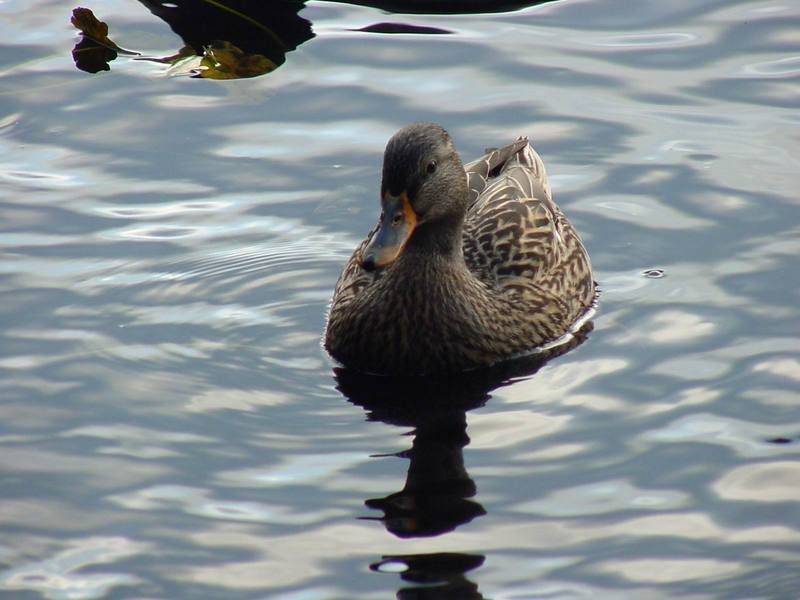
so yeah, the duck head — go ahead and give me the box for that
[361,123,468,271]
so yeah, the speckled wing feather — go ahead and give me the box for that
[463,140,592,308]
[463,138,530,208]
[329,232,376,311]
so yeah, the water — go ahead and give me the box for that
[1,0,799,598]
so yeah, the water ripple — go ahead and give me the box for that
[0,537,147,600]
[588,32,699,48]
[743,55,800,77]
[2,0,799,598]
[514,479,689,516]
[641,413,800,458]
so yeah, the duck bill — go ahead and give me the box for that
[361,192,417,270]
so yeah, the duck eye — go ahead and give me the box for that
[391,212,403,226]
[426,160,437,175]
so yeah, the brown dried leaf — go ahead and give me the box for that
[71,7,139,55]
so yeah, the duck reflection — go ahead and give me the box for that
[336,325,591,537]
[71,0,558,78]
[372,552,485,600]
[361,390,485,537]
[333,324,591,593]
[336,366,493,536]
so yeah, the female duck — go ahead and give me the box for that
[325,123,595,375]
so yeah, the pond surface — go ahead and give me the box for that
[2,0,800,598]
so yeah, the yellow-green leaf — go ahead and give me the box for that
[198,41,276,79]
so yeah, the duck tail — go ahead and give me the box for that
[509,138,552,201]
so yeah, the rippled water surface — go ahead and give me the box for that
[2,0,799,598]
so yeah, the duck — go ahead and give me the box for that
[324,122,595,375]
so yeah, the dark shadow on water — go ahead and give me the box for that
[334,0,553,13]
[333,322,592,596]
[71,0,558,78]
[138,0,313,73]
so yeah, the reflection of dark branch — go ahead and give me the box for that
[71,0,558,78]
[329,0,553,14]
[138,0,313,68]
[354,23,452,34]
[371,552,485,600]
[71,0,314,76]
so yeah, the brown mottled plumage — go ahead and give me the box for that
[324,123,595,375]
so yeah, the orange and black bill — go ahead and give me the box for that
[361,192,417,271]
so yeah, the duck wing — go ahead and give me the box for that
[463,140,579,295]
[463,138,530,208]
[329,233,375,313]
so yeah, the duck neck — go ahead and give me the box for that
[403,214,466,267]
